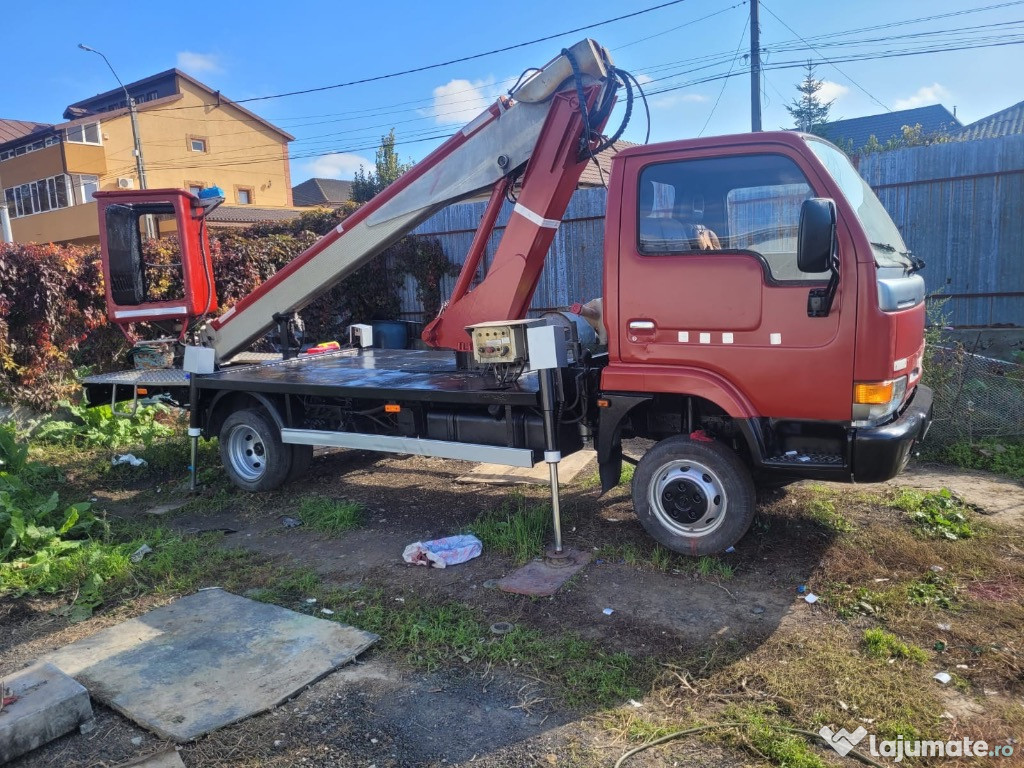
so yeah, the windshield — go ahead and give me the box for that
[804,137,913,271]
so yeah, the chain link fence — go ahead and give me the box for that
[925,346,1024,445]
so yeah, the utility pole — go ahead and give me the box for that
[750,0,762,132]
[78,44,154,238]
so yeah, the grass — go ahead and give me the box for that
[296,495,364,534]
[467,492,551,563]
[890,488,976,539]
[257,577,657,709]
[719,707,828,768]
[596,542,735,578]
[862,628,928,663]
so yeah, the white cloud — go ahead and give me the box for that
[817,80,849,104]
[634,73,654,86]
[176,51,221,74]
[893,83,952,110]
[306,152,374,180]
[649,92,708,110]
[430,77,498,125]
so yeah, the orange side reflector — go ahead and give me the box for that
[136,388,148,396]
[597,398,610,408]
[384,404,401,413]
[853,381,895,404]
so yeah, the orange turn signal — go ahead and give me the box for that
[853,381,895,405]
[136,388,148,396]
[597,398,610,408]
[384,404,401,413]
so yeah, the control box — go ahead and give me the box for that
[467,319,543,364]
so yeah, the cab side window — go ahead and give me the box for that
[637,153,827,281]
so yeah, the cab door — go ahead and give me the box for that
[613,147,856,421]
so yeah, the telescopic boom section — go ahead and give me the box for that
[202,39,615,361]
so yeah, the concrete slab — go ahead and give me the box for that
[44,589,377,742]
[113,748,187,768]
[456,450,595,486]
[0,661,94,764]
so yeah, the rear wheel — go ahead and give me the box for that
[632,435,755,556]
[219,409,292,492]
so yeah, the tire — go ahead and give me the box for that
[287,444,314,482]
[219,408,293,492]
[631,435,756,556]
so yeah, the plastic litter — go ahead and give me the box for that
[490,622,515,635]
[304,598,317,604]
[112,454,147,467]
[930,565,945,572]
[320,608,334,615]
[724,546,735,553]
[797,584,807,594]
[603,607,614,616]
[937,622,951,631]
[402,534,483,568]
[130,544,153,563]
[280,516,303,528]
[934,671,952,684]
[804,593,819,604]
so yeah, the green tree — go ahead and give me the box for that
[350,128,414,203]
[786,63,834,135]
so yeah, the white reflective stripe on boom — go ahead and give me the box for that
[114,306,187,319]
[513,203,561,229]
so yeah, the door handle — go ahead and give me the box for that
[628,320,656,343]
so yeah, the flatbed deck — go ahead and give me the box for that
[193,348,542,406]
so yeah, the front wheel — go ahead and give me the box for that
[631,435,756,556]
[219,409,293,492]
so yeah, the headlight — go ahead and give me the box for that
[852,376,908,425]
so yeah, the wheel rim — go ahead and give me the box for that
[226,423,268,482]
[648,459,727,538]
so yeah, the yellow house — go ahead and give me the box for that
[0,69,301,244]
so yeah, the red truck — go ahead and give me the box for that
[82,39,932,556]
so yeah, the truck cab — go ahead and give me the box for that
[594,131,932,553]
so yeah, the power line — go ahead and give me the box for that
[147,0,693,113]
[759,0,891,112]
[699,15,749,136]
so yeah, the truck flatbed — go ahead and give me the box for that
[193,348,542,406]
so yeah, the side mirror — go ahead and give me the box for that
[797,198,836,274]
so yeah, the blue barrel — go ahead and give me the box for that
[372,321,409,349]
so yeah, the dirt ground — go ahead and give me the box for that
[3,449,1023,768]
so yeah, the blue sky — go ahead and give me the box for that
[4,1,1022,186]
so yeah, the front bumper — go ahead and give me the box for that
[851,384,933,483]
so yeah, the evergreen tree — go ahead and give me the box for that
[786,63,834,135]
[349,128,414,203]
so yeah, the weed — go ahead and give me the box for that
[862,628,928,663]
[906,572,957,609]
[934,439,1024,480]
[296,495,364,535]
[891,488,975,539]
[34,401,175,449]
[467,493,551,563]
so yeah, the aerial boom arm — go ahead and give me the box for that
[204,39,616,361]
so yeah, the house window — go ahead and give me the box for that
[188,136,208,153]
[69,174,99,205]
[66,122,102,145]
[236,187,252,205]
[186,181,206,196]
[146,90,159,101]
[3,174,74,218]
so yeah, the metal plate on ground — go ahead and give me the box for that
[43,589,377,742]
[456,450,595,486]
[497,549,592,596]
